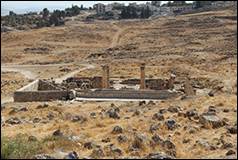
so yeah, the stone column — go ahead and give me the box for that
[140,63,146,89]
[168,73,176,90]
[184,77,195,96]
[102,65,109,88]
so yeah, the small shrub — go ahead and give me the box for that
[1,134,43,159]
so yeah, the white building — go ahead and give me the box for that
[211,1,237,7]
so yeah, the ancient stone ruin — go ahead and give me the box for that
[13,63,195,102]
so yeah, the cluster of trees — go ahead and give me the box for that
[38,5,81,27]
[2,5,82,29]
[120,5,152,19]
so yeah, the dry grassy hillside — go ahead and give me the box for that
[1,7,237,159]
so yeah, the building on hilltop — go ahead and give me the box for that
[105,2,125,12]
[211,1,237,7]
[93,3,106,15]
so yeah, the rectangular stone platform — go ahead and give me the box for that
[76,89,180,100]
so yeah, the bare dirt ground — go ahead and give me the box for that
[1,8,237,159]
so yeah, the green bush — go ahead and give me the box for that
[1,134,43,159]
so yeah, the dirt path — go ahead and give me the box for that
[1,66,38,79]
[110,23,124,48]
[1,63,72,79]
[55,64,95,83]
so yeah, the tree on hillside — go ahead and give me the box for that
[49,10,65,26]
[65,5,80,17]
[167,1,172,7]
[42,8,49,19]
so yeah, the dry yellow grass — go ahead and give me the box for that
[1,7,237,159]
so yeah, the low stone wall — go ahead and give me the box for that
[14,90,70,102]
[14,79,70,102]
[38,79,62,90]
[76,89,180,99]
[18,79,39,91]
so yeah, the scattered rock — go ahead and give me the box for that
[145,152,174,159]
[52,129,63,137]
[90,112,97,118]
[84,142,96,150]
[112,126,123,134]
[227,125,237,134]
[152,113,164,121]
[148,101,156,105]
[108,145,123,157]
[182,138,190,144]
[32,117,41,123]
[102,137,111,143]
[165,119,176,130]
[106,107,120,119]
[71,115,87,123]
[177,111,186,117]
[1,104,5,110]
[37,103,49,109]
[151,134,163,145]
[9,106,28,114]
[226,150,236,156]
[184,125,200,134]
[47,112,54,120]
[159,109,167,114]
[208,106,217,113]
[149,123,160,133]
[139,101,146,106]
[34,154,56,159]
[68,135,81,142]
[130,133,147,150]
[221,142,233,149]
[1,116,5,126]
[196,139,212,150]
[199,113,224,128]
[64,151,79,159]
[117,135,128,143]
[18,106,28,112]
[90,148,105,158]
[132,110,141,116]
[186,109,198,118]
[60,68,71,72]
[110,103,117,108]
[163,139,176,150]
[222,117,229,124]
[28,135,38,142]
[223,109,230,113]
[5,117,22,125]
[168,106,180,113]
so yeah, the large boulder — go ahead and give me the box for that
[165,119,176,130]
[152,113,164,121]
[199,114,224,128]
[5,117,22,125]
[112,126,123,134]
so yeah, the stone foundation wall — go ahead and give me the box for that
[76,89,179,99]
[120,78,169,90]
[38,80,61,90]
[14,90,70,102]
